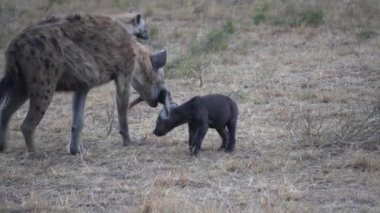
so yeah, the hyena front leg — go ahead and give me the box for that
[188,124,197,153]
[115,77,132,146]
[0,89,28,151]
[69,89,89,155]
[190,124,208,156]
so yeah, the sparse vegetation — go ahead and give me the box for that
[113,0,140,9]
[255,2,324,27]
[288,108,327,147]
[301,8,324,26]
[0,0,379,212]
[190,21,235,55]
[149,24,159,40]
[357,29,378,41]
[253,2,269,25]
[329,106,380,149]
[289,106,379,149]
[166,20,235,80]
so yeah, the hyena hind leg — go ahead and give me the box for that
[216,128,228,151]
[20,93,53,153]
[226,121,237,152]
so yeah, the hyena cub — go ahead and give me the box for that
[153,94,238,156]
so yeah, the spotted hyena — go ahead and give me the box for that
[0,14,170,155]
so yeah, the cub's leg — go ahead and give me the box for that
[188,124,197,153]
[190,123,208,156]
[226,121,236,152]
[216,127,228,151]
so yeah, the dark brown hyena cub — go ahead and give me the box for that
[153,94,238,156]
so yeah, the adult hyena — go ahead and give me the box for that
[0,14,169,155]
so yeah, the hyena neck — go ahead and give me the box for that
[118,21,134,36]
[171,101,193,127]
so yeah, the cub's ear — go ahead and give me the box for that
[159,106,170,119]
[150,48,167,70]
[158,88,177,109]
[164,90,173,108]
[165,106,171,117]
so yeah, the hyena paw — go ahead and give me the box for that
[190,146,199,156]
[0,143,6,152]
[225,147,235,153]
[218,145,226,151]
[68,143,83,155]
[0,135,8,152]
[123,138,140,146]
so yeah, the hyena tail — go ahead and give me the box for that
[0,51,19,106]
[0,73,15,106]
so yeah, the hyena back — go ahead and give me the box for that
[0,14,168,155]
[38,11,149,40]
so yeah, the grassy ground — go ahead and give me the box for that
[0,0,379,212]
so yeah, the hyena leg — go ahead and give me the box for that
[20,93,53,153]
[216,128,228,151]
[69,89,89,155]
[0,90,27,151]
[226,121,237,152]
[190,124,208,156]
[188,124,197,152]
[115,79,132,146]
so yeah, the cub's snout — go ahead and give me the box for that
[153,128,165,136]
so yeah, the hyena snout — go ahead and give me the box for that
[153,105,172,136]
[153,122,169,136]
[143,85,167,108]
[133,47,169,108]
[136,29,149,40]
[153,128,163,136]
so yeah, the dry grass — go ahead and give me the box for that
[1,0,380,212]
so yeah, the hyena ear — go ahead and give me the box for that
[150,48,168,70]
[134,14,142,25]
